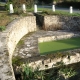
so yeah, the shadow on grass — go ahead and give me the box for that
[0,6,6,11]
[56,37,80,47]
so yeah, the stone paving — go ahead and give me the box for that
[13,30,80,59]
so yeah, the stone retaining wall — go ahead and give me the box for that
[0,16,36,80]
[28,52,80,71]
[36,14,80,31]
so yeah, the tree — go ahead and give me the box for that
[26,0,34,8]
[38,0,53,4]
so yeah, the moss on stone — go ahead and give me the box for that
[12,56,23,66]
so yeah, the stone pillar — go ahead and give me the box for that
[34,4,37,13]
[22,4,26,13]
[52,5,55,12]
[70,6,73,14]
[9,4,14,13]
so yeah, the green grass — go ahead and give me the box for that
[39,37,80,55]
[27,7,50,12]
[39,10,80,17]
[27,7,80,17]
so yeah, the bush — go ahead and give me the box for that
[26,0,34,8]
[5,2,11,11]
[0,26,6,31]
[38,0,53,4]
[57,1,80,9]
[5,0,34,14]
[59,67,77,78]
[22,64,37,80]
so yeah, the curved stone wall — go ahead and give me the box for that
[7,16,36,60]
[0,16,36,80]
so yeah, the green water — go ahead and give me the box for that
[39,37,80,54]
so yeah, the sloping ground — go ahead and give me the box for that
[39,37,80,54]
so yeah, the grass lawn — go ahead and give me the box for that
[39,37,80,55]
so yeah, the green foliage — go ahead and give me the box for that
[17,39,24,47]
[12,0,26,7]
[33,70,45,80]
[26,0,34,8]
[23,64,34,80]
[0,26,6,31]
[5,2,12,11]
[22,64,45,80]
[7,0,34,14]
[54,61,64,67]
[26,8,34,12]
[13,62,79,80]
[57,1,80,9]
[12,56,23,66]
[38,0,53,4]
[59,67,77,78]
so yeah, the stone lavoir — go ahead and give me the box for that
[0,14,80,80]
[13,30,80,71]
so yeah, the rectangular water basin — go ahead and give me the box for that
[38,37,80,54]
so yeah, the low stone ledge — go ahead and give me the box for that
[38,33,80,43]
[28,52,80,71]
